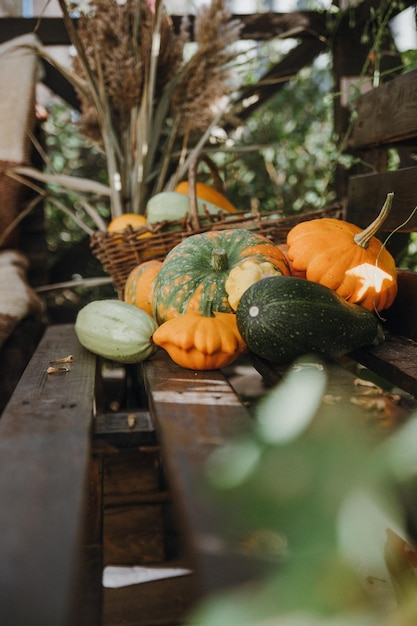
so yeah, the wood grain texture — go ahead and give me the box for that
[0,12,327,45]
[102,448,165,565]
[346,167,417,231]
[0,325,98,626]
[103,504,165,566]
[350,70,417,149]
[143,350,266,595]
[352,333,417,398]
[103,568,196,626]
[383,270,417,341]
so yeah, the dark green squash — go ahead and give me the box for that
[236,276,384,364]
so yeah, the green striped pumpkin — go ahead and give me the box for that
[152,229,290,324]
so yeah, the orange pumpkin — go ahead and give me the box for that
[124,260,163,316]
[108,213,146,232]
[107,213,152,241]
[276,243,306,279]
[152,300,247,370]
[174,181,238,213]
[286,193,397,312]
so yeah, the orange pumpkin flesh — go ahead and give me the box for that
[286,193,397,312]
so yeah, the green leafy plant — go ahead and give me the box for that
[189,359,417,625]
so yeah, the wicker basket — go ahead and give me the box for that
[90,202,343,293]
[91,153,344,292]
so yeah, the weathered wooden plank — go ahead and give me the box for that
[103,569,196,626]
[0,316,45,413]
[142,350,267,595]
[346,167,417,231]
[250,352,415,431]
[102,449,161,504]
[383,270,417,341]
[350,70,417,149]
[0,324,99,626]
[0,17,70,45]
[94,410,156,448]
[142,346,417,612]
[103,504,165,566]
[0,11,327,45]
[352,333,417,399]
[80,453,104,626]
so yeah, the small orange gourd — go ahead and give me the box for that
[124,260,163,316]
[152,299,247,370]
[108,213,149,234]
[286,193,397,312]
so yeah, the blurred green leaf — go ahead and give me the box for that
[190,356,416,625]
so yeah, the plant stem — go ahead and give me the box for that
[353,192,394,249]
[200,298,214,318]
[211,248,229,272]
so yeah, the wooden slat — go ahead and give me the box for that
[352,333,417,398]
[383,270,417,341]
[0,11,327,46]
[144,347,417,603]
[350,70,417,149]
[251,352,416,430]
[3,2,414,47]
[142,350,267,597]
[346,167,417,231]
[103,572,196,626]
[94,410,156,448]
[0,17,70,45]
[0,324,99,626]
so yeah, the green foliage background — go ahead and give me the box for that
[223,58,338,215]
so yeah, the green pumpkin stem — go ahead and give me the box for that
[353,192,394,249]
[201,298,215,318]
[211,247,229,272]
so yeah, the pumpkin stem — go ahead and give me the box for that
[353,192,394,249]
[211,247,229,272]
[201,298,215,318]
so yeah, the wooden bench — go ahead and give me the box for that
[0,325,98,626]
[1,324,417,625]
[1,48,417,626]
[0,323,256,625]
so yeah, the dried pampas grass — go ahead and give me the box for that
[31,0,245,222]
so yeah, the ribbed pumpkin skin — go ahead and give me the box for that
[75,299,158,363]
[152,309,247,370]
[286,218,397,311]
[124,260,163,316]
[152,229,290,324]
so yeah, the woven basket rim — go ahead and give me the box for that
[90,202,344,292]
